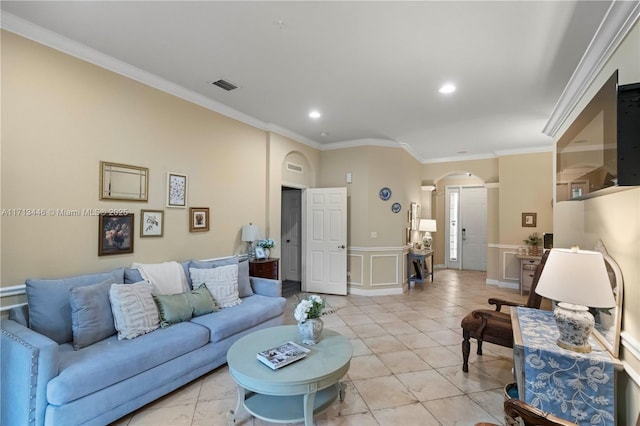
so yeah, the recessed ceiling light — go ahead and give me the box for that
[320,132,329,137]
[309,111,321,119]
[439,84,456,94]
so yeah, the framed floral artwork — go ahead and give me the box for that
[189,207,209,232]
[99,213,134,256]
[140,209,164,237]
[167,172,187,208]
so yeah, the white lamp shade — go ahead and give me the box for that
[419,219,437,232]
[535,248,615,308]
[241,224,261,242]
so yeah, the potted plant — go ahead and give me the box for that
[524,232,542,256]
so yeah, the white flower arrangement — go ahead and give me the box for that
[294,294,326,323]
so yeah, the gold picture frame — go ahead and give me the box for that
[140,210,164,238]
[100,161,148,201]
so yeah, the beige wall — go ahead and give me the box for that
[422,153,552,285]
[0,31,318,293]
[319,146,422,293]
[551,21,640,425]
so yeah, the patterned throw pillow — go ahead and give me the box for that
[189,265,241,308]
[109,281,160,340]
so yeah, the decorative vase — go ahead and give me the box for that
[531,245,540,256]
[264,248,270,258]
[298,318,323,345]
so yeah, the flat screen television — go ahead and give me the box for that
[556,70,640,201]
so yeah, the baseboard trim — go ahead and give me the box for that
[486,279,519,290]
[348,287,403,296]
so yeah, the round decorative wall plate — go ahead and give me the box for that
[391,202,401,213]
[379,187,392,201]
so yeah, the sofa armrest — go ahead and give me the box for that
[249,277,282,297]
[1,319,59,426]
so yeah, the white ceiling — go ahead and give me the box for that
[1,1,614,163]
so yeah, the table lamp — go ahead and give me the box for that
[241,223,261,258]
[419,219,437,249]
[534,247,615,353]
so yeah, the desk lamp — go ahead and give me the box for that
[534,247,615,353]
[419,219,437,250]
[241,223,261,259]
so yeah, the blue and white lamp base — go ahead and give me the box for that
[553,302,594,353]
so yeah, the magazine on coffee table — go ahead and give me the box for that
[257,341,311,370]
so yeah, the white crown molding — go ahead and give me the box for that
[321,138,400,151]
[543,0,640,137]
[0,12,327,151]
[494,145,553,157]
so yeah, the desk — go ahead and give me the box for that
[407,249,434,290]
[511,307,622,425]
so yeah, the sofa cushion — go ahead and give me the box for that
[182,256,239,288]
[110,281,160,340]
[47,321,209,405]
[26,269,125,344]
[190,265,241,308]
[238,258,254,298]
[153,286,216,327]
[69,278,116,350]
[190,294,286,343]
[124,268,143,284]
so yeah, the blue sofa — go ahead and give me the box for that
[1,257,287,426]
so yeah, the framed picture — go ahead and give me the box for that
[99,213,134,256]
[167,172,187,208]
[189,207,209,232]
[522,212,537,227]
[140,209,164,237]
[255,246,267,260]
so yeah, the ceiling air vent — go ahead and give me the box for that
[211,79,238,91]
[286,162,304,174]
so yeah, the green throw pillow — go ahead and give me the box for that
[153,286,216,327]
[187,285,217,316]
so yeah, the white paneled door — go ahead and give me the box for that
[303,187,347,295]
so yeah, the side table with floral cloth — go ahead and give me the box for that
[511,307,623,425]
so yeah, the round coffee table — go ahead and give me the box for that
[227,325,352,426]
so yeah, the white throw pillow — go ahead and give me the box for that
[109,281,160,340]
[189,265,241,308]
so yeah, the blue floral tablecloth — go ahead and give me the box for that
[517,307,614,425]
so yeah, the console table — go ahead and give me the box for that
[511,307,623,425]
[407,249,434,290]
[516,254,541,295]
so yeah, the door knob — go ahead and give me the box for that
[338,245,346,249]
[286,239,291,243]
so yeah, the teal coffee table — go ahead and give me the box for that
[227,325,352,426]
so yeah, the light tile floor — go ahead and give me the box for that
[112,269,528,426]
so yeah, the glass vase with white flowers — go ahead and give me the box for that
[294,294,326,345]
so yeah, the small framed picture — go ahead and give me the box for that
[522,212,537,227]
[140,210,164,237]
[99,213,134,256]
[255,246,267,260]
[189,207,209,232]
[167,172,187,208]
